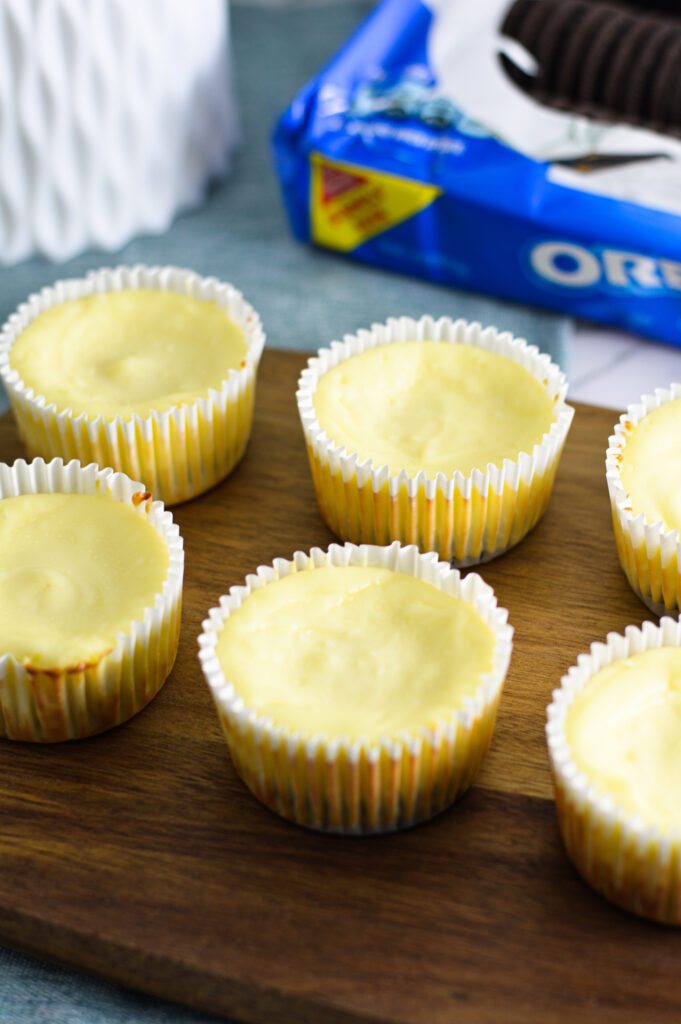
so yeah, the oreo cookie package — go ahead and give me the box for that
[273,0,681,346]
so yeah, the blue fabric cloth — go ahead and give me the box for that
[0,948,224,1024]
[0,3,572,1023]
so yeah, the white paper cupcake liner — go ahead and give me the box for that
[198,541,513,834]
[0,457,184,743]
[607,385,681,615]
[547,617,681,924]
[0,265,266,505]
[296,317,573,566]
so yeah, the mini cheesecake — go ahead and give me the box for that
[199,542,513,833]
[297,317,573,565]
[547,618,681,924]
[0,458,184,743]
[565,647,681,834]
[9,290,247,421]
[0,267,265,504]
[618,397,681,533]
[607,387,681,613]
[312,341,556,479]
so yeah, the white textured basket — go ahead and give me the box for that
[198,541,513,834]
[0,0,238,263]
[606,385,681,615]
[0,265,266,505]
[297,317,574,566]
[0,457,184,743]
[547,617,681,924]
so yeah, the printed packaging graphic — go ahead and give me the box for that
[273,0,681,347]
[310,154,441,252]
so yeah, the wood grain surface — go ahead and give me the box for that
[1,349,679,1024]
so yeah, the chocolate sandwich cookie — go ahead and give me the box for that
[500,0,536,42]
[500,0,681,136]
[668,49,681,137]
[621,0,681,15]
[601,16,656,117]
[577,9,632,107]
[512,0,551,53]
[554,5,618,106]
[499,0,547,92]
[626,21,678,123]
[650,33,681,127]
[534,1,590,97]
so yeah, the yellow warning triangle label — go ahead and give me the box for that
[310,152,441,253]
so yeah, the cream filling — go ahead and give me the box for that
[0,493,169,670]
[216,565,495,742]
[9,290,247,420]
[566,647,681,833]
[312,342,556,478]
[620,399,681,532]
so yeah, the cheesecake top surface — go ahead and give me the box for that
[312,341,556,478]
[619,399,681,532]
[216,564,495,743]
[0,492,169,670]
[565,646,681,833]
[9,290,248,420]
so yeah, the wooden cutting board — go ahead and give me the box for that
[1,349,679,1024]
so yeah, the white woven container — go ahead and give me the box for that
[0,0,238,263]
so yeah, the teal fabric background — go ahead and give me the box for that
[0,3,572,1022]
